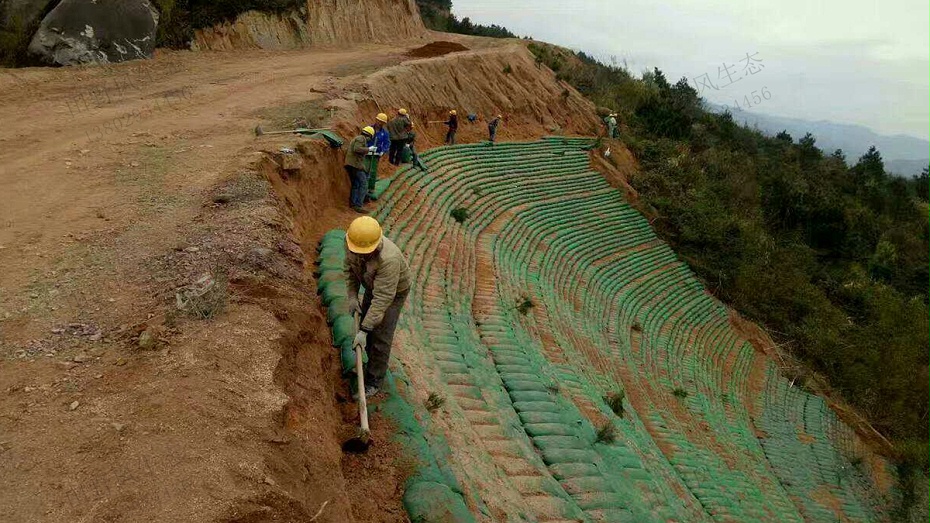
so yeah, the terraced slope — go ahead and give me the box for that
[327,138,882,522]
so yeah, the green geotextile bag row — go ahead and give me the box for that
[372,177,393,200]
[316,230,358,375]
[380,367,475,523]
[316,228,474,522]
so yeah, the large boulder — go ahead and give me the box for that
[28,0,158,65]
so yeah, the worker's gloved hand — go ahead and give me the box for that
[353,330,368,350]
[368,146,377,153]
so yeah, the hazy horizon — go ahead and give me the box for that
[453,0,930,142]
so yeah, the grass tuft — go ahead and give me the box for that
[425,392,445,412]
[451,207,469,223]
[516,297,534,315]
[176,270,228,319]
[595,422,616,444]
[605,390,625,418]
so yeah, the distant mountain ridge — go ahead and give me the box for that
[708,104,929,176]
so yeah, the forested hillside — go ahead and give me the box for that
[522,41,928,512]
[415,0,515,38]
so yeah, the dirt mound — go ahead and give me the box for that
[364,44,600,142]
[406,41,469,58]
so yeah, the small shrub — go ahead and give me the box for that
[451,207,469,223]
[595,422,616,444]
[503,64,513,74]
[672,387,688,399]
[425,392,445,412]
[175,270,228,319]
[516,297,534,315]
[605,390,625,418]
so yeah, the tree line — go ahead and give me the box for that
[526,41,928,515]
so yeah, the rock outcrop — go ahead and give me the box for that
[28,0,158,65]
[191,0,425,51]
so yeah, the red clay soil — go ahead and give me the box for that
[406,41,469,58]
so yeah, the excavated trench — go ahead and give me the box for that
[244,140,412,523]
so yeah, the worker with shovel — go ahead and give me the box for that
[365,113,391,202]
[345,126,377,213]
[344,216,411,398]
[443,109,459,145]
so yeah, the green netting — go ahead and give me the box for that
[316,139,882,523]
[403,482,475,523]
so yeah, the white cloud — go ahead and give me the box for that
[453,0,930,139]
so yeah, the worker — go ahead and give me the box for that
[387,108,411,165]
[488,114,502,143]
[443,109,458,145]
[344,216,411,397]
[345,126,376,213]
[366,113,391,202]
[607,113,618,138]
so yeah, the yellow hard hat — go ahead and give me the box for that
[376,112,388,123]
[497,114,503,119]
[361,126,375,137]
[450,109,457,115]
[398,108,408,115]
[346,216,382,254]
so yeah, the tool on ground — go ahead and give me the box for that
[342,312,371,453]
[254,125,331,136]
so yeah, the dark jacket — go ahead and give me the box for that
[445,115,458,131]
[344,237,411,331]
[387,115,410,140]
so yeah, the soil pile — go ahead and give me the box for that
[405,41,468,58]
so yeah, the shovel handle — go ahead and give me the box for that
[354,314,370,435]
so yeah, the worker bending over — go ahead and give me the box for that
[344,216,411,396]
[488,114,502,143]
[444,110,458,145]
[387,108,412,165]
[366,113,391,202]
[344,126,376,213]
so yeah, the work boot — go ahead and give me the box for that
[351,384,381,400]
[352,206,368,214]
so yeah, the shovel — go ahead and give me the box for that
[254,125,331,136]
[342,312,371,453]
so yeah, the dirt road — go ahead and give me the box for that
[0,44,417,523]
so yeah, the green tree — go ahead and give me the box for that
[914,167,929,202]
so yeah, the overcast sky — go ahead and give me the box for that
[454,0,930,140]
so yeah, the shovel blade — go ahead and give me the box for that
[342,430,371,453]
